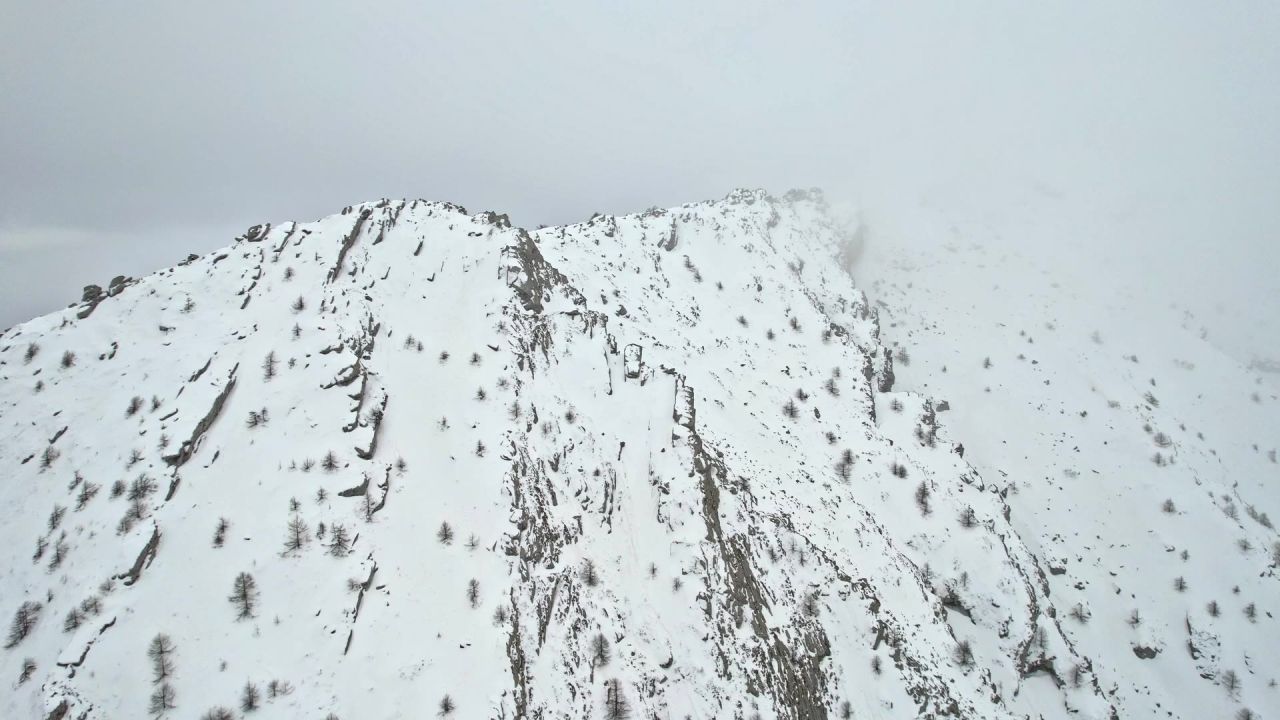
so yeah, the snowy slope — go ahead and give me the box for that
[0,190,1275,720]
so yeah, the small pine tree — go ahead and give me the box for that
[467,579,480,608]
[438,694,455,717]
[262,352,277,380]
[958,506,977,528]
[61,350,76,368]
[437,522,454,545]
[1207,600,1220,617]
[201,707,235,720]
[871,655,882,675]
[18,658,36,684]
[229,573,259,620]
[292,296,305,313]
[1161,498,1176,513]
[1173,576,1187,592]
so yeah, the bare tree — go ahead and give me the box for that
[590,633,611,668]
[581,559,600,587]
[1221,668,1241,698]
[322,451,340,471]
[954,639,974,668]
[213,518,229,548]
[240,681,260,712]
[4,601,42,649]
[62,608,84,633]
[148,682,177,717]
[75,481,100,510]
[229,573,259,620]
[282,514,310,555]
[148,633,176,683]
[328,524,351,557]
[18,658,36,685]
[604,679,629,720]
[914,482,932,516]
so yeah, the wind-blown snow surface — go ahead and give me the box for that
[0,190,1274,719]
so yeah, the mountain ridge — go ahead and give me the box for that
[0,189,1275,719]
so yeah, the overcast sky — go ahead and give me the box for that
[2,2,1278,356]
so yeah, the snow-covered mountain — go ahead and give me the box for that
[0,189,1275,720]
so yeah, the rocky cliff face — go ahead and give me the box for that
[0,190,1274,719]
